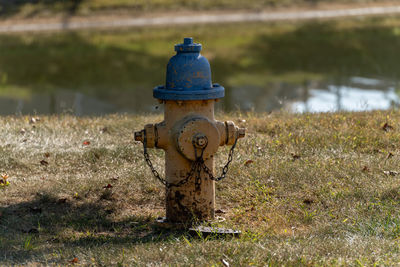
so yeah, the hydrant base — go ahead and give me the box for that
[188,226,241,238]
[155,217,241,238]
[155,217,191,229]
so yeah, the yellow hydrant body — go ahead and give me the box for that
[135,38,245,224]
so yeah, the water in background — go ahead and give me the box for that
[1,19,400,115]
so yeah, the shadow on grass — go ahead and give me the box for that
[0,191,186,264]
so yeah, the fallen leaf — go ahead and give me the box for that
[57,198,68,204]
[40,160,49,166]
[245,206,255,212]
[291,153,301,160]
[303,199,313,205]
[244,160,254,166]
[103,183,113,189]
[44,153,50,158]
[83,141,91,145]
[29,117,40,124]
[69,257,79,264]
[384,170,399,176]
[110,176,119,181]
[382,122,394,132]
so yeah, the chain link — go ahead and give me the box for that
[143,132,200,188]
[201,134,239,181]
[141,130,239,187]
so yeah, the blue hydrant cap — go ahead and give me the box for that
[153,37,224,101]
[174,37,202,52]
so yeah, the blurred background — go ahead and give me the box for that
[1,0,400,115]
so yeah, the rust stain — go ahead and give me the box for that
[192,71,206,78]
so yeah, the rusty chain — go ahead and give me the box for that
[141,131,239,188]
[201,134,238,181]
[143,132,199,188]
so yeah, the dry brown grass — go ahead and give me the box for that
[1,111,400,266]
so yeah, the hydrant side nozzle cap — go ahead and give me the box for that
[134,130,143,142]
[174,37,202,52]
[238,128,246,138]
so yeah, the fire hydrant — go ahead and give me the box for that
[135,37,245,224]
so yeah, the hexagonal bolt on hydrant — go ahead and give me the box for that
[135,37,245,224]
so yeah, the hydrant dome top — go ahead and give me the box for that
[153,37,225,101]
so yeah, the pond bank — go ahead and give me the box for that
[1,2,400,33]
[1,16,400,115]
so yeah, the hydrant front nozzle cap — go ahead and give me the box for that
[238,128,246,138]
[175,37,202,52]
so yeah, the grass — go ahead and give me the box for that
[0,0,394,19]
[1,110,400,265]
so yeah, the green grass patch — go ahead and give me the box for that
[1,111,400,265]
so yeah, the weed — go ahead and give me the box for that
[0,173,9,188]
[23,236,34,251]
